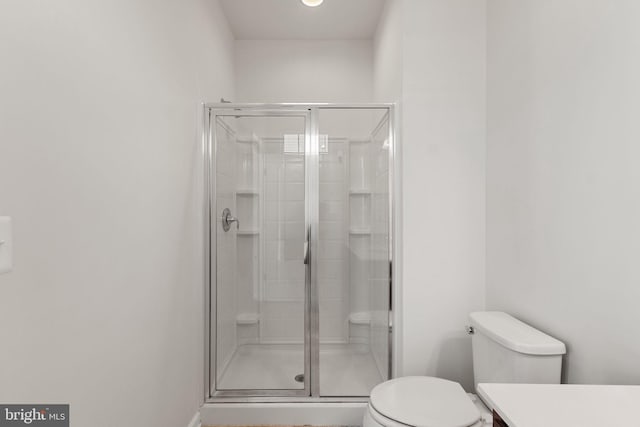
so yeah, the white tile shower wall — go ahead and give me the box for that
[236,139,259,191]
[348,141,373,333]
[349,235,371,315]
[258,137,353,343]
[236,195,258,232]
[261,140,307,342]
[261,138,350,343]
[235,236,259,345]
[319,139,350,343]
[349,143,372,192]
[260,137,352,344]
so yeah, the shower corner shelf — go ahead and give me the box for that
[349,312,371,325]
[236,313,260,325]
[349,227,371,235]
[236,189,260,196]
[237,229,260,236]
[349,189,371,195]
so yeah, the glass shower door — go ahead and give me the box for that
[317,108,392,397]
[206,104,394,400]
[210,111,311,396]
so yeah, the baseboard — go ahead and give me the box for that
[200,402,366,426]
[187,411,201,427]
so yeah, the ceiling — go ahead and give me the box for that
[219,0,386,40]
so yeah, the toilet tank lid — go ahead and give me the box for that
[469,312,566,355]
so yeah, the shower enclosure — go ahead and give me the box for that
[204,104,394,400]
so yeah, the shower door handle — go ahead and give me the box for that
[303,241,309,265]
[303,226,310,265]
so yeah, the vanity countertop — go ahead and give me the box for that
[477,383,640,427]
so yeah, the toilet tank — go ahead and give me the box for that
[469,312,566,391]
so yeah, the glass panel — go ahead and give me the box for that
[369,112,391,385]
[213,114,308,392]
[317,108,391,396]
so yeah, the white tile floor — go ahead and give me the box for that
[217,343,384,396]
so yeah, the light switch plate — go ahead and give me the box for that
[0,216,13,274]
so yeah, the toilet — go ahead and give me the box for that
[364,311,567,427]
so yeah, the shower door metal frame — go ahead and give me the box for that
[203,103,397,402]
[205,107,313,398]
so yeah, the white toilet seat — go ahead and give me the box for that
[365,376,490,427]
[365,403,412,427]
[365,402,490,427]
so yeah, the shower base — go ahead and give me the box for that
[216,343,383,396]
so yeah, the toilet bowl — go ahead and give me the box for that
[362,312,567,427]
[363,376,492,427]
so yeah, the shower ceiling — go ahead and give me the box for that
[219,0,386,40]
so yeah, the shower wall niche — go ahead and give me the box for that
[206,105,393,400]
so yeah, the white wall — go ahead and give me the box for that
[235,40,373,103]
[0,1,234,426]
[373,0,403,104]
[374,0,486,391]
[486,0,640,385]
